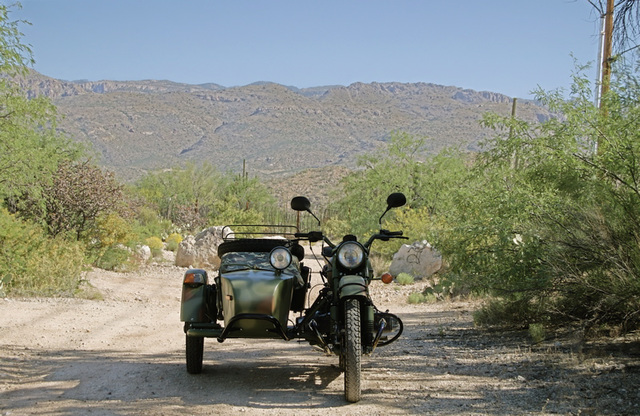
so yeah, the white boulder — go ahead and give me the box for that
[175,226,231,269]
[389,240,442,279]
[137,245,152,263]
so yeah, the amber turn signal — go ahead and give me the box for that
[381,272,393,284]
[184,272,205,285]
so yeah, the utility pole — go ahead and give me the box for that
[509,98,518,170]
[600,0,615,102]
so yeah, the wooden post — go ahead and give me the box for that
[600,0,614,102]
[510,97,518,170]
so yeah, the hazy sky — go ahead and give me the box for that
[9,0,602,99]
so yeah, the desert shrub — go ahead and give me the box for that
[95,212,136,247]
[407,292,438,304]
[528,323,546,344]
[94,245,131,271]
[369,253,391,278]
[407,292,426,304]
[396,272,415,285]
[0,208,84,296]
[134,206,173,239]
[145,236,164,258]
[165,233,182,252]
[473,297,544,328]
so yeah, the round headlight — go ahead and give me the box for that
[337,242,365,270]
[269,247,292,270]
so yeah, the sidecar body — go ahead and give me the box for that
[181,234,309,341]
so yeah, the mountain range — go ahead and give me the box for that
[21,71,551,184]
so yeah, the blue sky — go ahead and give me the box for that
[8,0,601,99]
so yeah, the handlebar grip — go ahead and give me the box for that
[384,230,404,236]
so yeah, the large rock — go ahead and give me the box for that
[389,240,442,279]
[136,245,151,263]
[175,226,231,269]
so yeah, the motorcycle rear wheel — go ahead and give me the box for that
[344,298,362,402]
[186,335,204,374]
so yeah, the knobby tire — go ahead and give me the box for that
[186,335,204,374]
[344,298,362,402]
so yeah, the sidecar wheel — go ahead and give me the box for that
[344,298,362,402]
[186,335,204,374]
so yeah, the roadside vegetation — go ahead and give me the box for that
[1,5,640,337]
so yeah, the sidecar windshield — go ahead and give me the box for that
[219,251,300,276]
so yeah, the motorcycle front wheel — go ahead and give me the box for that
[186,335,204,374]
[343,298,362,402]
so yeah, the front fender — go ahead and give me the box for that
[338,275,367,298]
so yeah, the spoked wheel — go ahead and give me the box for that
[186,335,204,374]
[343,298,362,402]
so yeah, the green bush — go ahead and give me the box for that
[407,292,425,304]
[528,323,546,344]
[134,206,173,240]
[396,272,415,285]
[473,297,543,328]
[0,209,84,296]
[165,232,183,252]
[407,292,438,304]
[95,212,136,247]
[145,236,164,258]
[94,245,131,271]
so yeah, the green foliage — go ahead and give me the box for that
[395,272,415,285]
[134,162,218,232]
[330,133,469,257]
[135,162,277,232]
[0,4,33,75]
[528,324,546,344]
[94,245,131,272]
[209,173,275,226]
[437,63,640,332]
[145,236,164,258]
[473,297,544,328]
[0,208,84,296]
[329,132,429,240]
[328,64,640,333]
[165,233,182,252]
[407,292,427,304]
[422,280,467,301]
[133,206,173,240]
[0,6,83,208]
[95,212,135,247]
[32,160,127,240]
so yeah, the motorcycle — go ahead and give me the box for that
[180,192,407,402]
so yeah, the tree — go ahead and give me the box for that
[0,4,82,209]
[0,4,33,76]
[21,160,128,240]
[436,65,640,332]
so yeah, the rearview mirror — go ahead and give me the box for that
[379,192,407,224]
[386,193,406,209]
[291,196,311,212]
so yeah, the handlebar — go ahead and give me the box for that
[294,231,325,243]
[380,229,404,237]
[295,229,407,249]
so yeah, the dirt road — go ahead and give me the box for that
[1,258,640,415]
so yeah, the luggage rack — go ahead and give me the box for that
[222,224,299,241]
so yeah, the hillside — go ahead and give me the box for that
[21,72,552,181]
